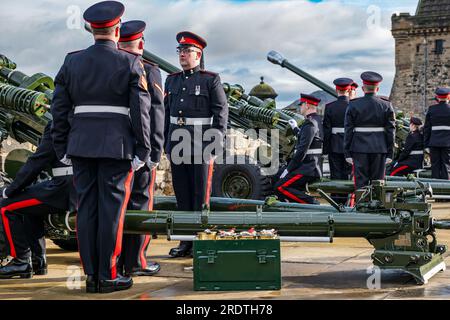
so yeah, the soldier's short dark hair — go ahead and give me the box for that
[92,23,119,36]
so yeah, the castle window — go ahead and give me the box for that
[416,44,421,53]
[435,39,444,55]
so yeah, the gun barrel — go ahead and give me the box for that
[0,83,49,117]
[267,50,337,98]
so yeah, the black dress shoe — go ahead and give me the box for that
[86,275,99,293]
[98,275,133,293]
[127,262,161,276]
[32,256,48,276]
[169,241,193,258]
[0,258,32,279]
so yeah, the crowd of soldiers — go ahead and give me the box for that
[0,0,449,294]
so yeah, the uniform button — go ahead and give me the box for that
[183,88,186,91]
[185,77,189,79]
[180,99,184,102]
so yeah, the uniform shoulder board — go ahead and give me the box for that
[168,71,182,77]
[143,59,158,67]
[325,101,335,107]
[67,49,84,55]
[200,70,218,76]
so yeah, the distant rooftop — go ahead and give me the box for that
[416,0,450,17]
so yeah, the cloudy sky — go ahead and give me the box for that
[0,0,419,107]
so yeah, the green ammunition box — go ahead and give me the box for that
[193,239,281,291]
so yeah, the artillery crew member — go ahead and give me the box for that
[51,1,152,293]
[164,31,228,257]
[274,94,323,204]
[350,82,358,100]
[0,121,76,279]
[323,78,353,204]
[117,20,164,276]
[344,71,396,189]
[423,87,450,180]
[389,117,424,176]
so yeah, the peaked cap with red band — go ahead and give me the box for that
[333,78,354,91]
[83,0,124,29]
[119,20,146,42]
[298,93,321,106]
[435,87,450,99]
[351,82,359,89]
[176,31,207,50]
[361,71,383,86]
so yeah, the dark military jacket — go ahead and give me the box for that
[344,94,396,159]
[287,113,323,177]
[423,102,450,148]
[143,59,165,163]
[323,95,349,155]
[51,39,152,162]
[397,130,424,169]
[163,65,228,158]
[4,122,76,211]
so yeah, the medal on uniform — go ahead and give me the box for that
[195,85,200,96]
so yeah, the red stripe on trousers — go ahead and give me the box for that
[203,158,215,207]
[390,165,409,176]
[277,174,307,204]
[140,235,151,269]
[349,164,356,207]
[111,169,134,279]
[147,167,157,211]
[0,199,42,258]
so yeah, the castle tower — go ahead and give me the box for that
[390,0,450,115]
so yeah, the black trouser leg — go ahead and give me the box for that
[97,159,133,281]
[352,153,370,189]
[72,157,99,277]
[430,148,441,179]
[369,153,386,181]
[329,153,351,204]
[121,167,155,272]
[24,215,46,259]
[274,172,318,204]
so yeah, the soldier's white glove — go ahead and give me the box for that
[2,189,8,199]
[280,169,289,179]
[345,158,353,165]
[147,160,159,170]
[60,155,72,166]
[288,119,298,130]
[425,148,430,154]
[385,158,393,165]
[131,156,145,171]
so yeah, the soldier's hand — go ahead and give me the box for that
[1,188,7,199]
[280,169,289,179]
[345,158,353,165]
[131,156,145,171]
[147,160,159,170]
[60,155,72,166]
[385,158,393,165]
[425,148,430,154]
[288,119,298,130]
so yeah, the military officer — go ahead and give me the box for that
[274,94,323,204]
[51,1,152,293]
[344,71,396,189]
[164,31,228,257]
[423,87,450,180]
[350,82,358,100]
[323,78,353,204]
[0,121,76,279]
[389,117,424,176]
[117,20,164,276]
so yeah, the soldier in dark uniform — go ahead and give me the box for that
[389,117,424,176]
[274,94,323,204]
[350,82,358,100]
[344,71,396,189]
[117,20,164,276]
[0,121,75,279]
[51,1,152,293]
[323,78,353,204]
[164,31,228,257]
[424,87,450,180]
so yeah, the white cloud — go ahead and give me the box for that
[0,0,417,107]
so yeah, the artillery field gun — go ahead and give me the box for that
[1,52,450,286]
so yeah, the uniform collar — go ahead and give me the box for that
[338,95,349,102]
[95,39,117,49]
[183,65,201,76]
[306,112,318,118]
[364,93,376,97]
